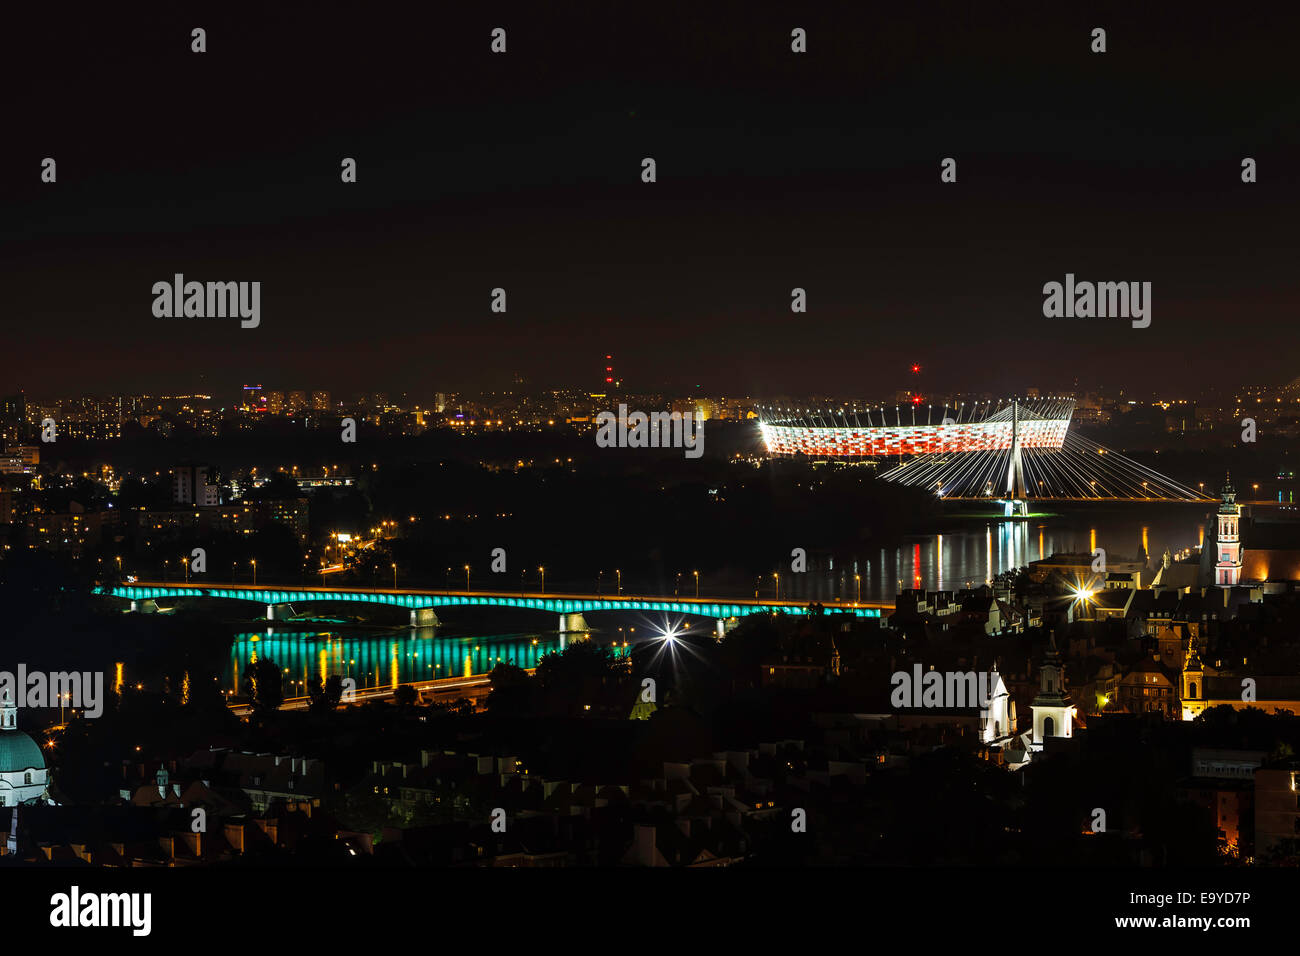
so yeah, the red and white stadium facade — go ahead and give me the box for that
[758,416,1070,458]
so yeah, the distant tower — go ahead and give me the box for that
[981,665,1015,743]
[1030,632,1074,751]
[1215,473,1243,587]
[602,355,621,390]
[1181,635,1204,721]
[1004,401,1029,517]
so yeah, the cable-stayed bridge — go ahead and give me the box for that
[758,398,1208,513]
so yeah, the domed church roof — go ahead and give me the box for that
[0,732,45,773]
[0,689,45,773]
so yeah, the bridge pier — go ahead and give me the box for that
[715,617,738,640]
[558,613,591,645]
[129,599,159,614]
[266,603,294,622]
[410,607,440,628]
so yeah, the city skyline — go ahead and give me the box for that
[3,0,1298,926]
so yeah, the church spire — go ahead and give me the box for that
[1030,630,1074,751]
[1220,471,1237,509]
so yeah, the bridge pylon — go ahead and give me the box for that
[1004,400,1030,517]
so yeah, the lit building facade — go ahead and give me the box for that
[1215,476,1243,586]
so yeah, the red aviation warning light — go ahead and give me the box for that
[911,364,921,375]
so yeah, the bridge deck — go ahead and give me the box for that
[99,582,889,619]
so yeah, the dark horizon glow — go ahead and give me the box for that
[6,6,1299,398]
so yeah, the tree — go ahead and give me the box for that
[250,472,301,500]
[485,662,535,716]
[534,639,633,717]
[308,674,344,714]
[393,684,417,708]
[1259,837,1300,866]
[246,656,284,714]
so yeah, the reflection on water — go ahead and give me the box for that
[218,507,1214,692]
[226,629,567,696]
[778,504,1212,604]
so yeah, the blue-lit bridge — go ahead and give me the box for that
[97,582,887,633]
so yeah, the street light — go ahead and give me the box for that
[616,569,621,596]
[597,570,603,595]
[392,562,397,589]
[675,572,681,597]
[773,572,779,599]
[693,570,699,599]
[464,564,471,590]
[251,560,257,586]
[855,573,861,603]
[538,566,545,593]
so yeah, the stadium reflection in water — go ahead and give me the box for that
[775,504,1213,604]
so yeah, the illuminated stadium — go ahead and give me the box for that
[758,398,1208,511]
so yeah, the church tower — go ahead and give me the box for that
[1181,635,1204,721]
[980,664,1015,744]
[1031,632,1075,751]
[1215,473,1243,587]
[0,689,14,731]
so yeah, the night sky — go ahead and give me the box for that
[5,2,1299,400]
